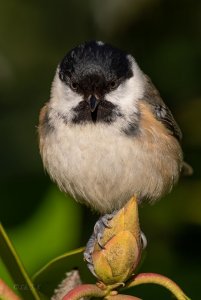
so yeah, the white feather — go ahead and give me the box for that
[96,41,104,46]
[41,119,181,213]
[106,56,145,131]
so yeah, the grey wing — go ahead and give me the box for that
[143,74,193,175]
[143,74,182,142]
[153,104,182,141]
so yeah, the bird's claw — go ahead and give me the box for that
[84,210,118,276]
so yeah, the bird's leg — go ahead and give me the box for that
[84,211,118,277]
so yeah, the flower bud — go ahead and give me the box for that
[91,197,142,285]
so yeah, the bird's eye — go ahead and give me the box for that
[109,80,118,90]
[70,81,78,90]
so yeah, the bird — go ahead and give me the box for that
[38,41,192,266]
[39,40,191,214]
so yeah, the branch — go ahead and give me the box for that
[62,284,107,300]
[126,273,191,300]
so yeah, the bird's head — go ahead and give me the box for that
[50,41,145,125]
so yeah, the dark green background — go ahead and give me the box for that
[0,0,200,299]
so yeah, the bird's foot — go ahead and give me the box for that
[84,211,118,277]
[83,232,97,277]
[94,212,118,248]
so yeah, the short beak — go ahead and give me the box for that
[88,95,99,112]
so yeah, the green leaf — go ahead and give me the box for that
[32,247,94,298]
[0,223,41,300]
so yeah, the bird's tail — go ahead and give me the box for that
[181,161,193,176]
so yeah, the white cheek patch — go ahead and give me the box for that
[49,69,83,121]
[106,57,145,116]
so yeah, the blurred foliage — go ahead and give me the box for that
[0,0,200,299]
[32,248,93,298]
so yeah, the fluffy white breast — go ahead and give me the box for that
[41,119,181,214]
